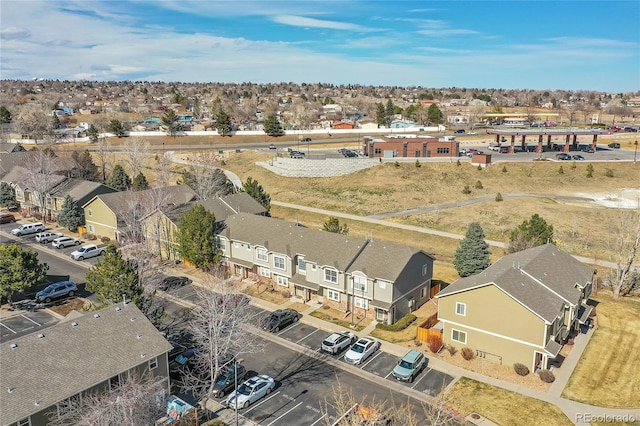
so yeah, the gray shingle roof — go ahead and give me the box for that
[436,244,594,323]
[347,239,434,282]
[0,303,172,425]
[0,166,67,192]
[222,213,368,271]
[158,192,266,224]
[48,178,114,201]
[83,185,197,212]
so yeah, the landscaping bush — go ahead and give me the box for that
[427,333,443,353]
[375,313,417,331]
[100,236,111,243]
[495,192,503,202]
[502,166,507,173]
[539,369,555,383]
[415,159,421,168]
[605,168,614,177]
[461,347,475,361]
[394,161,400,168]
[456,159,461,166]
[87,233,97,240]
[477,164,482,171]
[462,185,472,194]
[586,164,594,178]
[514,363,530,376]
[475,180,483,189]
[558,166,564,174]
[446,344,457,356]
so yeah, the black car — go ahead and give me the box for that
[581,146,595,153]
[262,309,300,332]
[160,276,192,291]
[556,153,572,160]
[301,137,312,143]
[608,142,620,149]
[211,363,248,398]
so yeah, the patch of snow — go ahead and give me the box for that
[576,188,640,209]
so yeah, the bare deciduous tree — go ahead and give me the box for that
[122,137,151,177]
[178,152,234,200]
[609,210,640,299]
[15,103,54,144]
[179,276,264,401]
[21,149,63,222]
[48,371,167,426]
[94,136,113,183]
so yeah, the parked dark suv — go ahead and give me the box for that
[556,153,572,160]
[211,363,248,398]
[262,309,300,332]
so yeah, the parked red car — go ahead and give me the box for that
[0,214,16,224]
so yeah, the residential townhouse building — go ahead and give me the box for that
[218,213,435,324]
[0,303,173,426]
[436,244,595,372]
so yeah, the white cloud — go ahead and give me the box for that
[1,27,31,40]
[272,15,372,32]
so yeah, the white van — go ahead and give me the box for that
[11,222,45,236]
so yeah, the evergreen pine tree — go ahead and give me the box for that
[243,176,271,214]
[507,214,555,253]
[215,110,233,136]
[176,204,219,269]
[453,222,491,277]
[0,182,19,210]
[56,195,84,231]
[132,172,150,191]
[106,164,131,191]
[86,245,142,305]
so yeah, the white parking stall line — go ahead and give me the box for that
[277,322,300,336]
[384,370,394,379]
[412,368,432,389]
[243,390,280,414]
[265,401,303,426]
[296,328,319,344]
[22,314,41,326]
[310,414,327,426]
[360,351,382,369]
[0,322,16,333]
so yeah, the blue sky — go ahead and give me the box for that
[1,1,638,92]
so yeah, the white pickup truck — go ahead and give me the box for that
[70,244,106,261]
[35,231,64,243]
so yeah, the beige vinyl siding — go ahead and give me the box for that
[83,198,118,240]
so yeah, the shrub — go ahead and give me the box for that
[495,192,503,202]
[558,166,564,174]
[475,180,483,189]
[415,159,421,168]
[461,347,475,361]
[394,161,400,168]
[605,168,614,177]
[456,159,461,166]
[446,344,457,356]
[477,164,482,171]
[375,313,417,331]
[539,369,555,383]
[514,363,530,376]
[414,339,422,347]
[33,212,43,220]
[82,233,97,240]
[100,236,111,243]
[502,166,507,173]
[586,164,594,178]
[427,333,443,353]
[462,185,472,194]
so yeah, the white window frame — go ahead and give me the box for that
[149,356,158,370]
[233,242,240,248]
[353,275,367,292]
[378,280,386,289]
[256,247,268,262]
[88,225,94,233]
[455,302,466,316]
[297,256,306,274]
[18,418,31,426]
[422,264,429,276]
[273,255,286,270]
[421,287,428,298]
[354,296,368,310]
[259,267,271,278]
[276,276,288,287]
[451,329,467,344]
[324,268,338,284]
[327,289,340,302]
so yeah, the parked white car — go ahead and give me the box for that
[35,231,63,243]
[321,331,357,355]
[70,244,105,260]
[226,375,275,409]
[343,337,380,365]
[52,236,82,249]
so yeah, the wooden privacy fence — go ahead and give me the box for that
[416,313,441,342]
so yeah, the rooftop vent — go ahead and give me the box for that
[8,387,14,394]
[71,322,78,327]
[140,353,146,358]
[10,343,17,350]
[35,400,40,406]
[94,314,101,319]
[115,306,122,312]
[130,317,136,322]
[37,333,45,339]
[137,334,142,339]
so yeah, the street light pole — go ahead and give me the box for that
[634,140,638,163]
[235,361,239,426]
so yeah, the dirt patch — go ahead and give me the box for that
[287,302,309,314]
[48,298,92,317]
[243,283,291,305]
[310,306,370,332]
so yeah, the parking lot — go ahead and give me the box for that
[0,309,59,343]
[276,320,454,397]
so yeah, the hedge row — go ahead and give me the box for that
[375,313,417,331]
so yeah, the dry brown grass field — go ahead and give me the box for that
[220,150,639,268]
[561,291,640,408]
